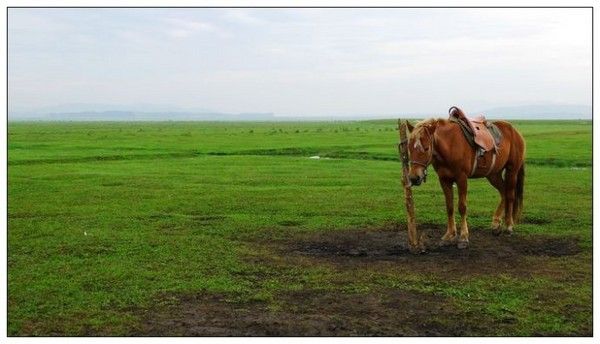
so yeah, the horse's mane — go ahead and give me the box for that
[412,118,442,141]
[411,106,465,140]
[415,118,438,129]
[408,118,443,151]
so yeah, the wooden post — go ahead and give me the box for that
[398,119,424,254]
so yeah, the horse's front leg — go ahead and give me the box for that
[439,177,457,245]
[456,175,469,249]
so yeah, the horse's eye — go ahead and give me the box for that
[424,147,429,151]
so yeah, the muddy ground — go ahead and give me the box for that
[134,225,587,336]
[283,224,581,278]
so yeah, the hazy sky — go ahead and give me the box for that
[8,8,592,116]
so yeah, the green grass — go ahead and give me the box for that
[8,119,592,335]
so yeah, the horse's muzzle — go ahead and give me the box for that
[409,175,423,186]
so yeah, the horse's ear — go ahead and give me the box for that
[406,122,414,133]
[424,122,435,135]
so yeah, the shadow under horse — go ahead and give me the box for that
[406,106,526,249]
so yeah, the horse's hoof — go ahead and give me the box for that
[439,233,457,245]
[504,228,514,236]
[439,237,457,247]
[439,240,453,247]
[409,245,426,255]
[457,240,469,249]
[491,223,502,236]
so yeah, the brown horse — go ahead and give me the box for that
[406,107,525,249]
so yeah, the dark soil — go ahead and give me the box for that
[283,224,581,278]
[289,224,579,258]
[133,224,584,336]
[134,289,497,336]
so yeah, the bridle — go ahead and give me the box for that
[409,129,435,183]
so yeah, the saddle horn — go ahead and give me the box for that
[448,106,465,116]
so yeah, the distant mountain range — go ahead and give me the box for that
[8,104,592,121]
[9,102,213,114]
[477,105,592,120]
[8,110,278,122]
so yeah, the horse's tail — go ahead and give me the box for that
[513,163,525,223]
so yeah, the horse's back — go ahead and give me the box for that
[492,120,524,146]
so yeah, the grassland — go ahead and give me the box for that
[7,119,592,336]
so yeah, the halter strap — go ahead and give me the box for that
[409,129,434,173]
[410,159,429,167]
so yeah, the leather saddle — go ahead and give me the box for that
[448,106,501,153]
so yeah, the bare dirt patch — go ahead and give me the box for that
[280,224,581,278]
[131,224,585,336]
[134,289,496,336]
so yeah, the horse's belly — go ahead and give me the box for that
[470,150,504,178]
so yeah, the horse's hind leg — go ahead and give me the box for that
[456,175,469,249]
[504,168,519,235]
[487,172,505,235]
[438,177,457,245]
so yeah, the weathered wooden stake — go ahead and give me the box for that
[397,119,424,254]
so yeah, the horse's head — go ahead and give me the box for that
[406,120,436,186]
